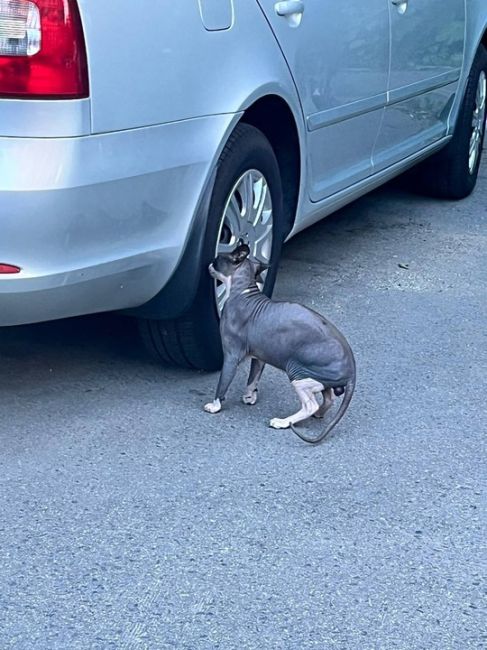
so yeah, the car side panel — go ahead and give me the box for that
[373,82,458,171]
[255,0,390,200]
[373,0,465,170]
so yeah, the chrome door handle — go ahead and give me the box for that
[275,1,304,17]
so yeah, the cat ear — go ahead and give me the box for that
[231,243,251,264]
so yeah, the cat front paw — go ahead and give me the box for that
[242,390,258,405]
[204,399,222,414]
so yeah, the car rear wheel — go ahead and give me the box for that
[139,123,285,371]
[412,44,487,199]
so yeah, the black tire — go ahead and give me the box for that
[139,123,286,371]
[411,45,487,199]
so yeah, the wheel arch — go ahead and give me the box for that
[129,91,305,322]
[444,12,487,136]
[239,94,302,238]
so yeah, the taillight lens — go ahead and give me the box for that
[0,0,88,98]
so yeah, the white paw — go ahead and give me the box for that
[269,417,290,430]
[204,399,222,414]
[242,390,258,405]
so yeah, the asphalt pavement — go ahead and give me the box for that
[0,165,486,649]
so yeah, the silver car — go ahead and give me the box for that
[1,0,486,369]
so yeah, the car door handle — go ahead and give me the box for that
[275,1,304,17]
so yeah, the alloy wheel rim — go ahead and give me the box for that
[469,70,486,175]
[215,169,274,312]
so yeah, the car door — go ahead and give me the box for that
[373,0,466,170]
[255,0,390,201]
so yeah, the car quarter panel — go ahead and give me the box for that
[77,0,301,134]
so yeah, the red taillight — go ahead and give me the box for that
[0,263,21,273]
[0,0,88,99]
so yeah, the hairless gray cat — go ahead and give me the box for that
[205,243,356,444]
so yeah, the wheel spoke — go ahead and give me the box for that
[240,172,255,220]
[253,223,273,262]
[477,72,486,111]
[469,133,477,157]
[472,128,481,153]
[252,181,269,227]
[223,195,243,237]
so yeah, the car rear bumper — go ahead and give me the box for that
[0,114,237,326]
